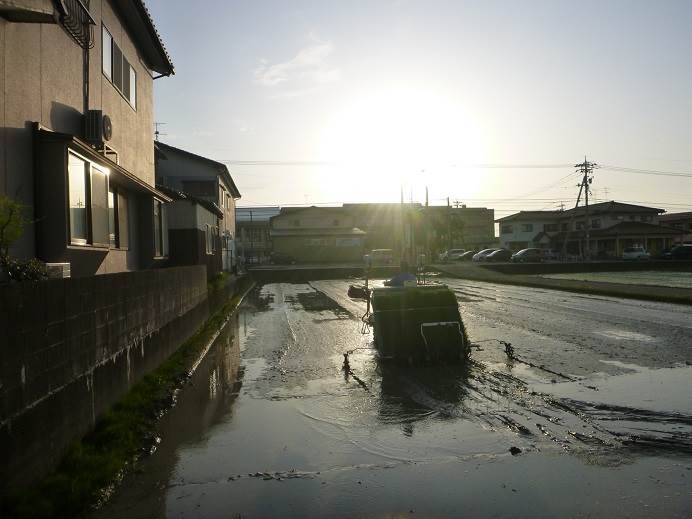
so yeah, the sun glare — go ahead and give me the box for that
[318,87,488,202]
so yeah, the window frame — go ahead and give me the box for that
[101,24,137,111]
[67,150,113,249]
[153,198,168,258]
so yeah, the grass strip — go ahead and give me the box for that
[2,275,255,518]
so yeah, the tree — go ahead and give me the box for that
[0,194,27,259]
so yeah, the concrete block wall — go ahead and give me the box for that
[0,265,210,491]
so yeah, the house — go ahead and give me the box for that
[497,211,563,251]
[497,201,681,257]
[236,206,280,264]
[155,142,241,274]
[2,0,175,276]
[343,203,496,252]
[270,206,366,263]
[659,212,692,245]
[157,184,225,278]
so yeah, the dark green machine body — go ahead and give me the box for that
[370,285,469,363]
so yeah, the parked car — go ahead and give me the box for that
[472,248,500,262]
[486,249,513,262]
[269,252,297,265]
[670,244,692,260]
[458,250,477,261]
[370,248,395,265]
[511,248,543,263]
[622,247,650,261]
[440,248,466,262]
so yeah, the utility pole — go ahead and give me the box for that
[575,157,597,260]
[446,196,451,250]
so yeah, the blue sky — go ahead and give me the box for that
[147,0,692,215]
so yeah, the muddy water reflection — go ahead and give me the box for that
[97,283,692,519]
[95,312,244,519]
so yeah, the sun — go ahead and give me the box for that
[317,86,488,202]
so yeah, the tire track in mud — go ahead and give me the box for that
[310,280,692,459]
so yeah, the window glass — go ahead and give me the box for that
[122,57,131,100]
[102,26,112,79]
[108,187,117,248]
[118,191,129,249]
[68,153,88,244]
[205,224,212,254]
[91,165,109,247]
[154,200,162,257]
[112,42,123,91]
[129,66,136,108]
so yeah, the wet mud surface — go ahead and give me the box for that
[95,279,692,518]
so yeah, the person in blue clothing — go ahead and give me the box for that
[384,260,417,287]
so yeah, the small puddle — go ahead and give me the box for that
[595,329,657,342]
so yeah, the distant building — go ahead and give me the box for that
[155,142,241,275]
[2,0,175,276]
[497,201,681,256]
[270,207,366,263]
[343,203,496,252]
[658,212,692,244]
[236,206,281,264]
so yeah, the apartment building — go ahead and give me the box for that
[1,0,175,275]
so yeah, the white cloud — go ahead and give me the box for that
[254,39,340,94]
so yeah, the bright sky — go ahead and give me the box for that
[147,0,692,217]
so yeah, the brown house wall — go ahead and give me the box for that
[273,236,364,263]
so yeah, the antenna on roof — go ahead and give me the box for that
[154,122,167,141]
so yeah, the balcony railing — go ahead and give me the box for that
[56,0,95,49]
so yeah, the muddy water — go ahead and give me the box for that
[96,280,692,518]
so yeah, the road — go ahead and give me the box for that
[96,278,692,518]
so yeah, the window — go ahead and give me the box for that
[576,221,585,230]
[108,187,116,248]
[118,191,129,248]
[205,224,213,254]
[521,224,533,232]
[102,25,137,109]
[545,223,558,232]
[108,186,129,249]
[592,218,601,229]
[102,26,112,80]
[561,223,569,231]
[90,165,109,247]
[640,215,648,222]
[68,151,111,247]
[500,224,513,234]
[153,199,167,257]
[68,154,88,245]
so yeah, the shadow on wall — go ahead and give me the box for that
[49,101,83,136]
[1,123,38,260]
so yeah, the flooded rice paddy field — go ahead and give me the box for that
[96,278,692,518]
[541,270,692,289]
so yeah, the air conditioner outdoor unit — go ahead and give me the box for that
[45,263,71,279]
[84,110,113,144]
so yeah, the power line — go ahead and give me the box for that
[600,164,692,178]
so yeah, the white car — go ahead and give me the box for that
[622,247,650,260]
[472,248,500,262]
[440,248,466,262]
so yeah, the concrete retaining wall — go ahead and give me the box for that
[0,266,238,491]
